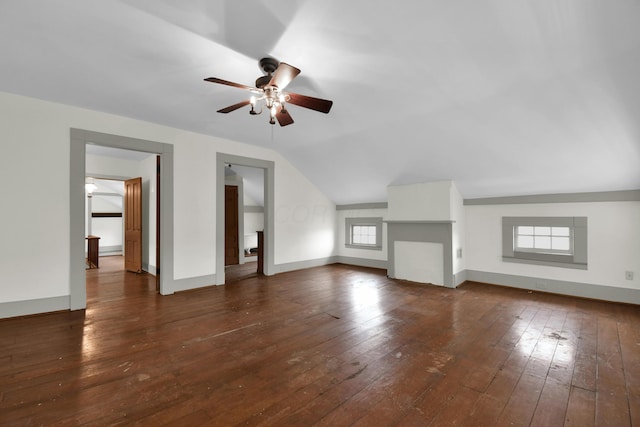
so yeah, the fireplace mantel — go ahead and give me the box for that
[386,221,455,288]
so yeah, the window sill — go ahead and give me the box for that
[345,244,382,251]
[503,256,587,270]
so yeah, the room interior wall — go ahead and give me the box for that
[273,159,336,268]
[0,90,336,312]
[449,183,466,283]
[335,189,639,302]
[140,155,157,274]
[86,153,141,178]
[387,181,452,221]
[242,179,264,251]
[244,212,264,249]
[335,182,464,280]
[90,194,123,253]
[335,207,388,269]
[465,201,640,296]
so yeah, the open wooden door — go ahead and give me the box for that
[124,177,143,273]
[225,185,239,266]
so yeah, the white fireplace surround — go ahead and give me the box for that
[386,220,455,288]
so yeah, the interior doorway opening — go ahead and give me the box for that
[216,153,274,285]
[224,163,266,281]
[70,128,175,311]
[84,146,160,302]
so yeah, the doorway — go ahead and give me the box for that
[216,153,275,285]
[85,178,125,260]
[84,151,155,302]
[70,129,175,310]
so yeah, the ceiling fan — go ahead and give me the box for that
[205,57,333,127]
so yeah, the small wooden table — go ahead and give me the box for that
[86,235,100,269]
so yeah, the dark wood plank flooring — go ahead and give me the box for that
[1,256,639,426]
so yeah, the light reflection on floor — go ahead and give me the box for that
[349,280,382,323]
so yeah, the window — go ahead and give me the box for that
[502,217,587,269]
[514,226,572,254]
[352,225,377,245]
[345,217,383,250]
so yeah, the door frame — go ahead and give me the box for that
[69,129,174,310]
[216,153,275,284]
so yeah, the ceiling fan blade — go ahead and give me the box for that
[276,108,294,126]
[205,77,254,91]
[286,92,333,114]
[217,100,251,113]
[268,63,301,90]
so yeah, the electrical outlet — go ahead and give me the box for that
[457,248,463,259]
[626,271,634,280]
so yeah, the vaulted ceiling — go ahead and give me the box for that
[1,0,639,204]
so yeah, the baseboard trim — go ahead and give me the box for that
[99,245,122,255]
[334,256,388,270]
[465,270,640,305]
[142,263,157,276]
[454,270,467,287]
[0,296,70,319]
[274,257,339,274]
[169,274,217,294]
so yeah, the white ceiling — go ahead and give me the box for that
[1,0,639,204]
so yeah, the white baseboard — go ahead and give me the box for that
[334,256,388,270]
[0,296,70,319]
[465,270,640,305]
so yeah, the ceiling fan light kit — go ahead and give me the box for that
[205,57,333,127]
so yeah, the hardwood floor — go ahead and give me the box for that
[1,257,639,426]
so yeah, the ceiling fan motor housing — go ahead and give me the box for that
[258,57,279,75]
[256,57,280,88]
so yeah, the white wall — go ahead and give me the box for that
[449,183,466,276]
[140,155,157,273]
[466,201,640,289]
[394,241,444,285]
[0,91,336,306]
[273,160,336,267]
[387,181,452,221]
[86,154,140,178]
[90,194,123,250]
[91,217,122,249]
[244,212,264,250]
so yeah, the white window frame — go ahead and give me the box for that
[502,217,587,270]
[345,217,383,250]
[514,225,573,255]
